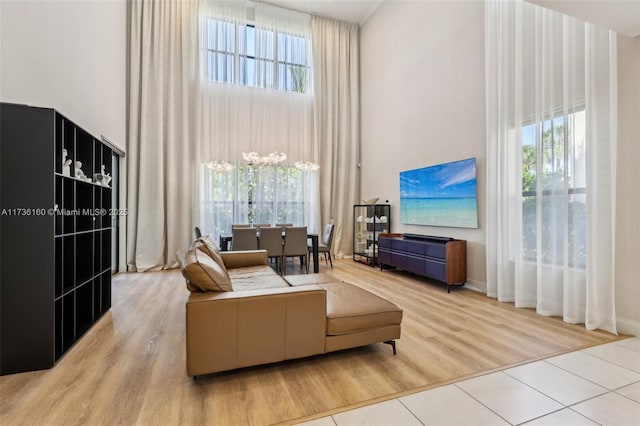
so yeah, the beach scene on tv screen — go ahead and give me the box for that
[400,158,478,228]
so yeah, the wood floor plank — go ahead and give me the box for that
[0,259,624,426]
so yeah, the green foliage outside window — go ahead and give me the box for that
[290,66,308,94]
[521,112,586,269]
[208,163,305,228]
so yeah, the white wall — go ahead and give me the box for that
[360,0,487,287]
[0,0,126,152]
[615,34,640,336]
[1,0,127,272]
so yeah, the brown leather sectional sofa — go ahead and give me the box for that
[182,237,403,377]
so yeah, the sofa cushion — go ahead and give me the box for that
[229,265,290,292]
[182,247,233,292]
[317,283,403,335]
[231,275,291,292]
[284,273,340,287]
[227,265,281,280]
[193,236,225,268]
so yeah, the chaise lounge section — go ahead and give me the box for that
[182,237,403,377]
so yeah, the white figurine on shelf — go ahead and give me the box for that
[75,161,91,182]
[74,161,84,178]
[101,164,112,187]
[62,149,72,176]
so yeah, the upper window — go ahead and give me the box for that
[204,18,310,94]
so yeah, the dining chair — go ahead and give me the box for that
[231,227,258,251]
[309,223,335,268]
[276,223,293,228]
[257,226,283,269]
[282,226,308,275]
[254,224,271,229]
[231,224,251,229]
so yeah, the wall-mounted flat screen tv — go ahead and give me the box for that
[400,158,478,228]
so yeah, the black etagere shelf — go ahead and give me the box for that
[353,204,391,266]
[1,102,120,375]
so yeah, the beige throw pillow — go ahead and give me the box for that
[193,236,226,267]
[182,247,233,292]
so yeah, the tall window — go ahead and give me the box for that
[203,19,310,93]
[198,3,317,244]
[522,110,586,268]
[201,163,314,242]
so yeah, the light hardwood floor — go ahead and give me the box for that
[0,259,623,425]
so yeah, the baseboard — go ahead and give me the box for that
[354,262,636,337]
[616,316,639,336]
[448,279,637,337]
[464,279,486,294]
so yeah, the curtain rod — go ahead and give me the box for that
[101,135,126,157]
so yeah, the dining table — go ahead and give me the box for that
[219,231,320,273]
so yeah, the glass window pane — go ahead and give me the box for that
[278,64,308,93]
[278,33,307,65]
[541,117,565,189]
[276,166,304,225]
[204,20,309,93]
[212,52,234,83]
[203,164,311,243]
[206,51,232,83]
[240,57,273,88]
[520,109,586,269]
[208,20,217,50]
[208,19,235,53]
[569,110,586,189]
[522,194,537,262]
[255,28,274,60]
[239,25,255,56]
[240,57,253,86]
[522,124,537,193]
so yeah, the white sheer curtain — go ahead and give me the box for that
[485,0,617,333]
[201,163,318,243]
[196,1,319,239]
[201,162,237,241]
[197,1,313,162]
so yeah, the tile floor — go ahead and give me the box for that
[297,337,640,426]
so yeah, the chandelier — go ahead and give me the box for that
[242,151,287,165]
[205,160,235,172]
[294,161,320,171]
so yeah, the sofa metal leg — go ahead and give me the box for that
[193,375,197,381]
[383,340,396,355]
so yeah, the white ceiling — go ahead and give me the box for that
[260,0,383,24]
[260,0,640,37]
[528,0,640,37]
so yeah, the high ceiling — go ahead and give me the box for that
[528,0,640,37]
[260,0,382,24]
[260,0,640,37]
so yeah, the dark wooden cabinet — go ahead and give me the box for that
[378,233,466,292]
[353,204,390,266]
[1,103,119,375]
